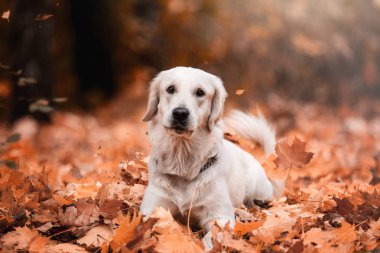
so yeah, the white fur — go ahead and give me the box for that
[140,67,284,242]
[225,110,276,156]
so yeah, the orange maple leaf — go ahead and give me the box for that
[155,234,204,253]
[332,221,358,244]
[110,212,142,251]
[29,236,49,252]
[274,137,314,169]
[234,218,266,236]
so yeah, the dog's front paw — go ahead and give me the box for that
[202,231,214,252]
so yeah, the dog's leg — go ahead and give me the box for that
[201,212,235,252]
[140,184,178,218]
[197,184,235,251]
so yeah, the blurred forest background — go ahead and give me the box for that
[0,0,380,123]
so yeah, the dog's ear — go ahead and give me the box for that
[142,74,162,122]
[208,75,228,130]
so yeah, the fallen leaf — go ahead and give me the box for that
[304,227,334,246]
[234,217,266,236]
[110,212,142,251]
[45,243,87,253]
[150,207,183,234]
[332,220,358,244]
[287,240,304,253]
[29,235,49,253]
[59,199,99,227]
[212,224,257,253]
[99,199,122,219]
[53,194,73,206]
[333,197,354,216]
[1,226,38,251]
[155,234,204,253]
[77,225,113,248]
[250,211,297,245]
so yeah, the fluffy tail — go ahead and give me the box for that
[224,110,276,156]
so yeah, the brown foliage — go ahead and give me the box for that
[0,98,380,252]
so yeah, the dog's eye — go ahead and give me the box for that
[166,85,175,94]
[196,88,205,97]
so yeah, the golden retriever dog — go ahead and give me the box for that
[140,67,284,249]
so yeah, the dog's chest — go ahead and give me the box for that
[155,173,212,214]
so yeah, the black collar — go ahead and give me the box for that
[199,155,218,173]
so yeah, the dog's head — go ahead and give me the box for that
[143,67,227,137]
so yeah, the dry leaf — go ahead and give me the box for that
[250,211,297,245]
[212,224,257,253]
[332,221,358,244]
[29,235,49,253]
[77,225,113,248]
[1,226,38,251]
[59,200,99,227]
[110,212,142,251]
[304,227,335,245]
[274,137,314,169]
[155,234,204,253]
[1,10,10,22]
[99,199,122,219]
[150,207,183,234]
[45,243,88,253]
[53,194,73,206]
[235,89,245,95]
[234,218,266,236]
[0,91,379,253]
[35,14,54,20]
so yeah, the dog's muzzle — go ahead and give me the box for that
[171,107,190,134]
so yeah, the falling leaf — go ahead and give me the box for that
[29,99,54,113]
[1,10,10,22]
[235,89,245,95]
[52,97,68,103]
[35,14,54,20]
[18,77,37,86]
[274,137,314,169]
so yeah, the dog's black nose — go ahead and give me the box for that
[172,107,189,121]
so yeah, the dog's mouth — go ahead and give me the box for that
[165,125,194,135]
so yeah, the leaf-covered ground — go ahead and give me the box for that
[0,97,380,252]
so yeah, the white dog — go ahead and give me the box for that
[140,67,283,246]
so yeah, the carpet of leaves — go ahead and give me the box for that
[0,99,380,253]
